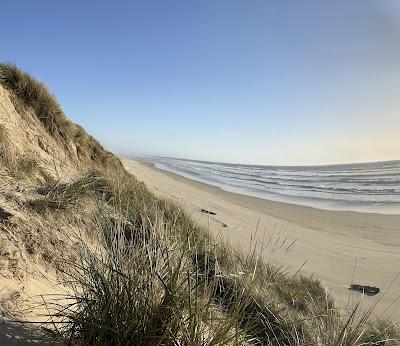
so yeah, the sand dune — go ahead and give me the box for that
[122,157,400,320]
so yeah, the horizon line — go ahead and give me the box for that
[122,154,400,169]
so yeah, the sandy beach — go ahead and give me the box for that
[122,157,400,319]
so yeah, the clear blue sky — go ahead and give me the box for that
[2,0,399,165]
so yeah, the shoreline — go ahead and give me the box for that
[122,157,400,319]
[152,161,400,216]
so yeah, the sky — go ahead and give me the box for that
[1,0,400,165]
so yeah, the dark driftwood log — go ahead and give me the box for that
[200,208,216,215]
[349,284,379,296]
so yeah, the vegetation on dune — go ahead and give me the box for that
[0,124,15,168]
[0,65,398,345]
[0,64,66,135]
[0,63,123,173]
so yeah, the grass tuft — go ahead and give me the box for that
[0,63,123,172]
[0,63,67,137]
[0,125,6,143]
[18,155,39,175]
[28,171,109,211]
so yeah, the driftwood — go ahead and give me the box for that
[348,284,379,296]
[201,208,216,215]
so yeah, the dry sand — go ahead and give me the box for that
[122,157,400,320]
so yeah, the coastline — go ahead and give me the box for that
[142,157,400,215]
[122,157,400,319]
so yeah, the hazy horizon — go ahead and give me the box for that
[2,0,400,165]
[132,153,400,168]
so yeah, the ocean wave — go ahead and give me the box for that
[141,156,400,213]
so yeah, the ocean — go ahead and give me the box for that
[138,156,400,214]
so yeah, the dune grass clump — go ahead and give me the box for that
[18,154,39,175]
[360,320,400,345]
[0,63,68,138]
[28,171,110,211]
[47,219,253,345]
[0,125,16,168]
[0,63,123,172]
[0,125,6,143]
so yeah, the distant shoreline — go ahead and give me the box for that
[129,155,400,169]
[131,156,400,215]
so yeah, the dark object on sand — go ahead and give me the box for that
[348,284,380,296]
[201,208,216,215]
[222,223,228,227]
